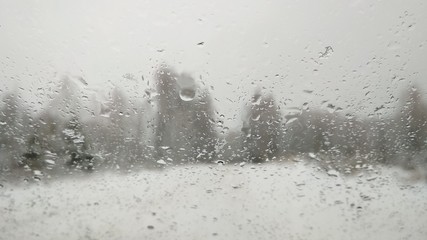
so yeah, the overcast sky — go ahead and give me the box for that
[1,0,426,124]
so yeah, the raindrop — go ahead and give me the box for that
[327,169,339,177]
[156,160,167,165]
[251,94,262,105]
[366,176,377,181]
[251,114,261,121]
[323,103,336,113]
[319,46,334,59]
[215,160,225,165]
[33,170,43,176]
[374,105,385,112]
[145,88,159,99]
[217,120,224,127]
[77,77,88,86]
[360,193,372,201]
[302,102,309,110]
[179,88,196,101]
[45,159,56,165]
[285,116,298,125]
[122,73,136,81]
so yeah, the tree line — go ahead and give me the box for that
[1,65,427,179]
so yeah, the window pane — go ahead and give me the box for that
[1,1,427,239]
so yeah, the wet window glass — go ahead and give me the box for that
[1,1,427,239]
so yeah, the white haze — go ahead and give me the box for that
[1,0,427,126]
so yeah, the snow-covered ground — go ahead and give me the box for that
[1,162,426,240]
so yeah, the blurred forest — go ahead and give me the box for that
[1,65,427,181]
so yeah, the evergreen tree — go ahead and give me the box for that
[63,116,94,171]
[0,92,31,170]
[153,65,217,163]
[243,91,282,163]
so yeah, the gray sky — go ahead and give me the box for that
[1,0,426,124]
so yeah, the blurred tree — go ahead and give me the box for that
[153,65,217,163]
[395,86,427,169]
[188,89,217,162]
[20,135,44,170]
[153,65,181,161]
[62,116,94,172]
[243,91,281,163]
[0,92,31,170]
[400,86,427,152]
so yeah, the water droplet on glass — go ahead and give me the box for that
[285,116,298,125]
[251,114,261,121]
[179,88,196,101]
[215,160,225,165]
[327,169,339,177]
[77,76,88,86]
[45,159,56,165]
[156,159,167,165]
[145,88,159,99]
[319,46,334,59]
[366,176,377,181]
[122,73,136,81]
[360,193,372,201]
[322,102,336,113]
[251,94,262,105]
[302,102,309,110]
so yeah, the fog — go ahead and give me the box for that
[1,0,427,123]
